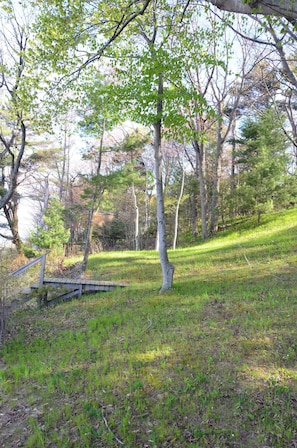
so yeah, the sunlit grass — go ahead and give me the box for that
[1,207,297,447]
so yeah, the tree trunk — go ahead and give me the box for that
[230,119,236,192]
[173,161,185,250]
[132,182,140,250]
[58,128,67,201]
[154,74,174,293]
[192,150,199,238]
[80,121,105,276]
[207,0,297,19]
[3,199,23,255]
[38,175,50,229]
[0,121,26,210]
[81,207,95,274]
[210,122,223,235]
[192,139,209,239]
[65,178,75,256]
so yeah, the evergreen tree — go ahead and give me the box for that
[30,197,70,253]
[235,108,290,223]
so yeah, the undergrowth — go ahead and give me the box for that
[1,208,297,447]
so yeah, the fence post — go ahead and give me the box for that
[39,253,47,287]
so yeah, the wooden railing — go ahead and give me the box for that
[10,251,50,287]
[1,252,49,346]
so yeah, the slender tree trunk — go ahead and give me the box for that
[81,206,95,274]
[192,153,199,238]
[132,182,139,250]
[192,139,209,239]
[144,172,152,249]
[81,121,105,276]
[230,119,236,192]
[154,74,174,293]
[210,122,223,235]
[173,161,185,250]
[39,175,50,229]
[230,119,237,219]
[65,178,75,256]
[58,129,67,201]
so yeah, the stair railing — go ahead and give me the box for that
[10,251,50,287]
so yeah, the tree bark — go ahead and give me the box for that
[3,199,23,254]
[81,121,105,276]
[207,0,297,19]
[172,161,185,250]
[210,121,223,235]
[154,74,174,293]
[132,182,140,250]
[192,139,209,239]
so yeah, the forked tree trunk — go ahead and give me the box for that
[154,75,174,293]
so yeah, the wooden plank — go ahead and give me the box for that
[46,289,82,307]
[43,278,128,287]
[38,278,128,292]
[31,278,128,293]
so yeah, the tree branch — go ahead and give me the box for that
[207,0,297,20]
[71,0,152,77]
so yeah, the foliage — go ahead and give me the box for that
[29,197,70,253]
[234,108,291,222]
[22,245,40,259]
[100,215,127,249]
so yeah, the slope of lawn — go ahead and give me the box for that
[1,208,297,447]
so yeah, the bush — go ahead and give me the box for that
[22,245,40,259]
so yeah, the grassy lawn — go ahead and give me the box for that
[1,208,297,447]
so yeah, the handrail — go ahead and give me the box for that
[10,251,50,287]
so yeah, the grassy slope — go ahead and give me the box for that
[1,208,297,447]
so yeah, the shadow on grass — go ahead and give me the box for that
[1,209,297,447]
[2,262,297,447]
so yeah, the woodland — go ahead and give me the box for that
[1,2,297,446]
[0,0,297,292]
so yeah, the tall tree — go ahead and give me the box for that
[78,75,121,272]
[0,2,34,252]
[111,0,202,291]
[30,196,70,253]
[111,130,150,250]
[207,21,266,233]
[235,108,290,222]
[80,131,105,274]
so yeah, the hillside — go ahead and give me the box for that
[1,208,297,447]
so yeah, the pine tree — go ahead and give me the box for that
[30,198,70,254]
[235,108,289,223]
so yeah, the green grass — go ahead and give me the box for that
[1,208,297,447]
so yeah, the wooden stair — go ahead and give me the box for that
[31,278,128,307]
[9,253,128,308]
